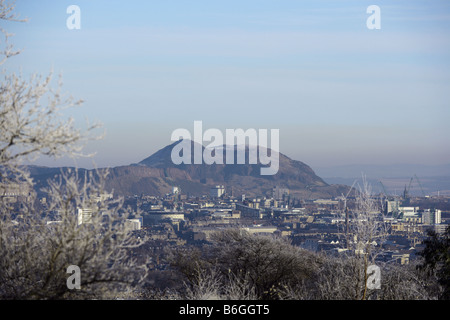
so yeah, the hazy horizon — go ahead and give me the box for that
[7,0,450,171]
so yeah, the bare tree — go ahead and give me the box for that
[1,169,148,299]
[179,265,258,300]
[379,261,434,300]
[350,176,389,299]
[329,176,390,299]
[0,0,26,65]
[0,1,149,299]
[210,229,321,300]
[280,254,433,300]
[0,0,100,193]
[170,229,321,300]
[279,253,366,300]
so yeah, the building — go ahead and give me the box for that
[210,185,225,198]
[93,192,113,203]
[77,208,93,225]
[143,211,185,225]
[247,199,260,209]
[236,203,261,219]
[421,209,441,225]
[399,206,420,222]
[385,199,400,215]
[0,182,32,203]
[125,218,142,231]
[399,206,419,216]
[242,225,277,235]
[273,186,289,200]
[313,199,339,206]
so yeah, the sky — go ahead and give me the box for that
[3,0,450,170]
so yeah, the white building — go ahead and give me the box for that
[125,218,142,231]
[398,206,421,223]
[385,199,400,214]
[399,207,419,216]
[242,225,277,235]
[210,185,225,198]
[93,192,113,203]
[77,208,93,225]
[422,209,441,225]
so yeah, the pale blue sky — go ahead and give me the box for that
[4,0,450,169]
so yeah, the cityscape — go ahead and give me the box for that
[27,166,450,301]
[80,181,448,268]
[1,1,450,317]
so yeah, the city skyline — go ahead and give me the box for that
[6,0,450,170]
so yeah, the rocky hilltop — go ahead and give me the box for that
[104,140,349,198]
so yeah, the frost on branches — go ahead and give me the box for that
[0,0,148,299]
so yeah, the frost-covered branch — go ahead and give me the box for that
[0,2,148,300]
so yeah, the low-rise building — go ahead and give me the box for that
[143,211,184,225]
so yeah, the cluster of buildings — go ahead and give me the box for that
[4,181,447,269]
[118,185,448,268]
[385,199,442,225]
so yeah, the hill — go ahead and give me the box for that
[105,140,349,198]
[27,140,350,199]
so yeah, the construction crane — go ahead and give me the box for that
[407,177,414,194]
[414,174,426,197]
[379,181,389,197]
[340,180,356,250]
[403,177,413,201]
[404,174,426,199]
